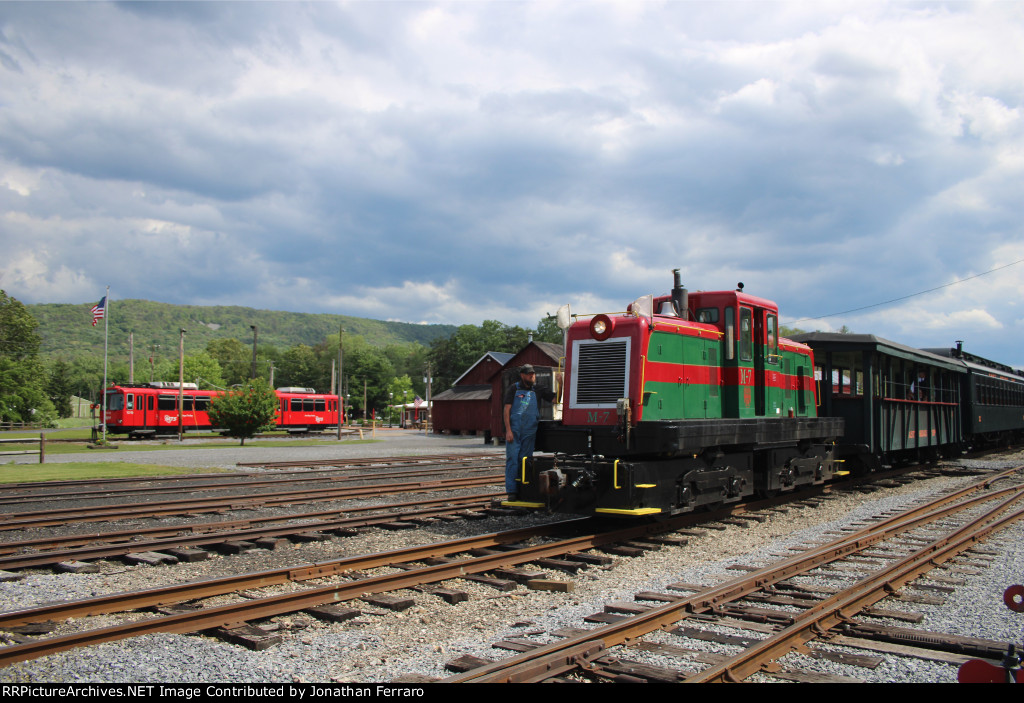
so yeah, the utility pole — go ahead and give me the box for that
[250,325,258,380]
[336,327,344,439]
[129,331,134,384]
[178,328,186,442]
[424,363,432,435]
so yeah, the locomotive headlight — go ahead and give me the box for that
[590,314,615,341]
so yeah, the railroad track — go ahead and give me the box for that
[0,491,506,570]
[0,517,596,666]
[0,473,502,532]
[1,466,1019,673]
[447,465,1024,683]
[0,463,500,507]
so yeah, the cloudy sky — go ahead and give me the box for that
[1,1,1021,364]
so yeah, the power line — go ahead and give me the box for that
[788,257,1024,326]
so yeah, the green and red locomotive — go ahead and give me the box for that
[511,271,844,516]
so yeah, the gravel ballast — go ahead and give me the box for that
[1,440,1022,684]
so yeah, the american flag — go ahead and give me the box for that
[414,395,424,408]
[91,296,106,326]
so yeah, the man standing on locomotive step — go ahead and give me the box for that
[503,364,557,500]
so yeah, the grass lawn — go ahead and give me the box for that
[0,462,230,484]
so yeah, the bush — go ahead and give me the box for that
[207,378,278,446]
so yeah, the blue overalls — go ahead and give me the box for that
[505,382,540,495]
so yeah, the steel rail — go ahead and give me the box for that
[0,517,676,667]
[0,491,503,559]
[687,491,1024,682]
[449,465,1024,682]
[0,493,504,570]
[0,519,590,632]
[0,453,500,492]
[235,453,503,469]
[0,474,501,531]
[0,463,500,506]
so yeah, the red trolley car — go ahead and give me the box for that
[103,382,342,437]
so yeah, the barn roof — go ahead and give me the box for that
[452,351,515,386]
[432,384,492,402]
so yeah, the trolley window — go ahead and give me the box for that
[106,391,124,411]
[290,399,302,412]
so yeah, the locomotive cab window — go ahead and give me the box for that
[739,307,753,362]
[696,307,719,324]
[725,307,736,360]
[767,314,778,362]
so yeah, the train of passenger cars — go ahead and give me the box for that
[508,271,1024,517]
[102,383,342,436]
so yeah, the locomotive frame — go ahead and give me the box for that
[513,275,844,517]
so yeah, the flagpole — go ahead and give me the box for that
[101,285,109,444]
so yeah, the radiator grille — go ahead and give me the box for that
[575,341,628,404]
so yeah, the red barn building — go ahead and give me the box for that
[431,352,513,440]
[432,342,564,442]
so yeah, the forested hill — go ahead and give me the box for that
[29,299,457,359]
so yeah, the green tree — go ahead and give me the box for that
[314,332,398,413]
[68,356,103,402]
[207,378,278,446]
[182,352,226,389]
[277,344,321,390]
[47,358,74,418]
[0,290,42,361]
[428,320,532,391]
[0,291,57,426]
[382,343,428,396]
[206,338,251,386]
[534,316,563,344]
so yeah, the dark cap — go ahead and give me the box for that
[520,364,536,374]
